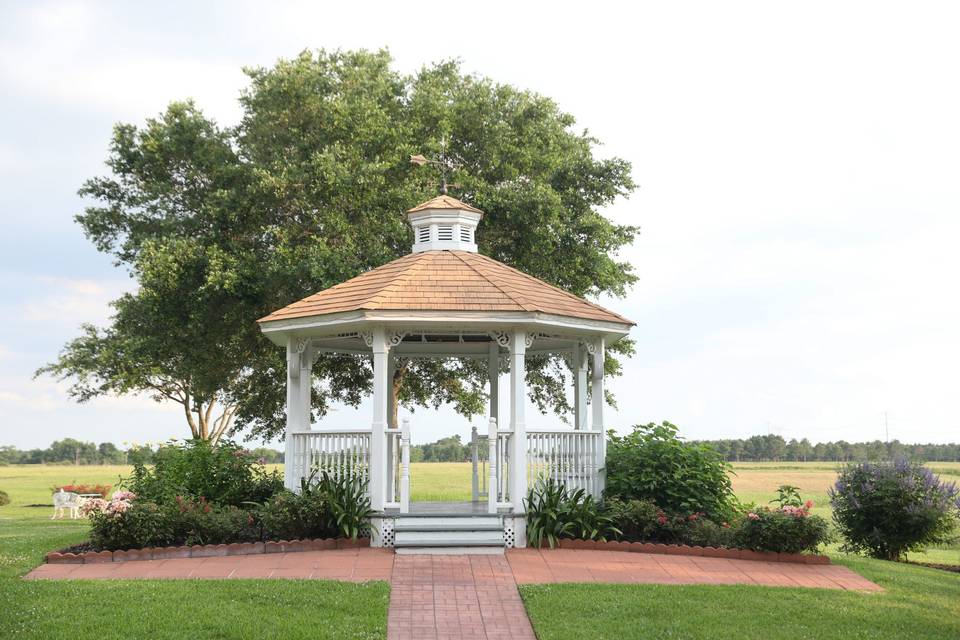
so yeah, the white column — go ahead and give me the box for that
[370,328,389,513]
[284,337,300,490]
[386,353,397,504]
[591,337,605,431]
[488,341,499,425]
[298,342,313,430]
[591,337,606,495]
[509,330,527,514]
[573,342,588,430]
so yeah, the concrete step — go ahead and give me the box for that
[394,522,503,532]
[395,546,505,555]
[394,529,505,547]
[394,515,501,528]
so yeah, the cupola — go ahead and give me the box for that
[406,194,483,253]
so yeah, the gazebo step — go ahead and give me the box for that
[395,546,505,555]
[393,515,501,528]
[394,529,505,547]
[394,523,503,532]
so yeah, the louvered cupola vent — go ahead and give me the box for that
[406,195,484,253]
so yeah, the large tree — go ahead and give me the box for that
[40,49,637,443]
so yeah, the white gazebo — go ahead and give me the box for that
[258,194,634,548]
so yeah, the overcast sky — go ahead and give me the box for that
[2,1,959,449]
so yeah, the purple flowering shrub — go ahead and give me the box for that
[125,439,283,507]
[829,459,960,561]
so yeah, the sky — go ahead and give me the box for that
[1,1,959,450]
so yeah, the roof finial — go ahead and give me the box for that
[410,138,462,195]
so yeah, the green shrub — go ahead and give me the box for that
[259,471,375,541]
[735,504,831,554]
[605,422,736,519]
[169,496,259,546]
[605,498,659,540]
[829,459,960,561]
[0,490,10,506]
[525,480,620,549]
[88,501,175,550]
[125,439,283,506]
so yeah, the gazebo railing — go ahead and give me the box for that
[526,428,604,498]
[288,428,372,491]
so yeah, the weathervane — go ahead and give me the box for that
[410,140,462,195]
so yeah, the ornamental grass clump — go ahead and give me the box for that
[829,458,960,561]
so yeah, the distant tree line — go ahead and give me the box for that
[691,435,960,463]
[411,435,473,463]
[0,439,284,466]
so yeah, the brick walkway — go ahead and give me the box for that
[388,554,535,640]
[26,547,881,639]
[507,549,883,591]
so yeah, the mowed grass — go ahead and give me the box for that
[520,555,960,639]
[3,461,960,639]
[0,465,388,640]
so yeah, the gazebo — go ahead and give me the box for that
[258,194,633,548]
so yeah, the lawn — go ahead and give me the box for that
[0,465,389,639]
[2,461,960,639]
[520,555,960,639]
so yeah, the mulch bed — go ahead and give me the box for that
[554,539,830,564]
[906,560,960,574]
[46,538,370,564]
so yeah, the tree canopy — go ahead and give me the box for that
[39,49,638,442]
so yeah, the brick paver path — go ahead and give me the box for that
[507,548,883,591]
[388,554,535,640]
[26,547,881,638]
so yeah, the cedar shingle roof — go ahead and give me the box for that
[258,251,633,325]
[406,195,484,216]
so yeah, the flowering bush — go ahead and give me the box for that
[53,484,111,498]
[608,486,828,554]
[735,500,831,554]
[829,459,960,561]
[124,439,282,507]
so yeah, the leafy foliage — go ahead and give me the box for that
[124,439,282,507]
[525,480,620,549]
[605,422,736,519]
[39,49,638,442]
[0,490,9,506]
[829,459,960,561]
[735,506,831,554]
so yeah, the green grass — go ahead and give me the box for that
[520,556,960,639]
[3,461,960,639]
[0,465,389,639]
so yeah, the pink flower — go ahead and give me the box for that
[111,490,136,501]
[80,498,108,516]
[804,500,814,509]
[657,515,668,525]
[747,512,760,521]
[721,522,730,528]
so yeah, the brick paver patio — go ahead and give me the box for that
[25,547,881,639]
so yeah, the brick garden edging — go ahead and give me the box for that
[554,539,830,564]
[45,537,371,565]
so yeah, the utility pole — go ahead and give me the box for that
[884,412,889,443]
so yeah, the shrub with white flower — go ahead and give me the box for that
[82,491,136,518]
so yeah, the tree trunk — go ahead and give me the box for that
[390,362,408,429]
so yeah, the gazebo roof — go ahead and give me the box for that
[258,249,633,326]
[406,194,484,216]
